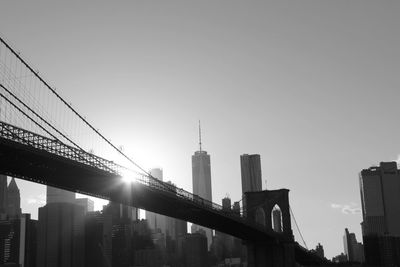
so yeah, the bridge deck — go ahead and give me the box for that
[0,121,281,242]
[0,121,324,264]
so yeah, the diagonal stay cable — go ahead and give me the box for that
[0,85,115,173]
[0,35,154,179]
[290,206,308,249]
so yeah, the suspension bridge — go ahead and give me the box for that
[0,36,326,267]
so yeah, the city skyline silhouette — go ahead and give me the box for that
[1,1,399,260]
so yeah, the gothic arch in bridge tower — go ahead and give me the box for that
[255,207,266,226]
[244,189,293,239]
[271,204,283,232]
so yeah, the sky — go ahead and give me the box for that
[1,0,400,259]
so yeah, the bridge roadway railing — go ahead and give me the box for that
[132,172,282,239]
[0,121,120,174]
[0,120,280,239]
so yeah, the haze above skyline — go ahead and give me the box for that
[1,0,399,258]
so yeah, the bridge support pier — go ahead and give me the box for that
[244,189,296,267]
[246,242,295,267]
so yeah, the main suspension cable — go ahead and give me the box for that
[290,206,308,249]
[0,36,150,177]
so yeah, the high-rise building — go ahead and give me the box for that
[314,243,324,258]
[222,197,231,211]
[146,168,166,234]
[191,122,213,248]
[75,198,94,213]
[343,228,364,263]
[213,197,235,262]
[0,175,7,217]
[46,186,75,204]
[359,162,400,266]
[134,249,163,267]
[182,233,208,267]
[37,202,85,267]
[103,202,138,223]
[232,202,241,216]
[84,211,112,267]
[6,178,21,219]
[102,202,140,267]
[240,154,262,215]
[0,219,19,265]
[192,150,212,202]
[164,181,187,243]
[0,214,37,267]
[19,214,37,267]
[149,168,163,181]
[240,154,262,194]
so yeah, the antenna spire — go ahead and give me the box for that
[198,120,202,151]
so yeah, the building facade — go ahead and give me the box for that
[240,154,262,194]
[6,178,21,219]
[191,134,213,249]
[359,162,400,266]
[84,211,112,267]
[182,233,208,267]
[343,228,364,263]
[0,187,36,267]
[75,198,94,213]
[240,154,262,217]
[37,202,85,267]
[146,168,167,235]
[46,186,75,204]
[0,175,7,218]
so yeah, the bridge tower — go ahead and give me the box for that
[244,189,295,267]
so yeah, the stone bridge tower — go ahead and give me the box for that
[245,189,295,267]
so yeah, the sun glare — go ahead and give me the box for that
[121,169,140,184]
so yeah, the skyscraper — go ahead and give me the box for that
[0,213,37,267]
[164,181,187,242]
[359,162,400,266]
[240,154,262,194]
[0,175,7,218]
[222,197,231,211]
[191,122,213,248]
[314,243,324,258]
[146,168,166,234]
[343,228,364,263]
[37,186,85,267]
[103,202,138,223]
[6,178,21,219]
[84,211,112,267]
[232,202,241,216]
[74,198,94,213]
[192,150,212,202]
[37,202,85,267]
[213,197,235,262]
[240,154,262,215]
[46,186,75,204]
[182,233,208,267]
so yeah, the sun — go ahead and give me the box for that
[120,168,142,184]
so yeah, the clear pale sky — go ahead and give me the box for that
[1,1,399,259]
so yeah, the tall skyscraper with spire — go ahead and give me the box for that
[192,121,212,201]
[191,121,213,248]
